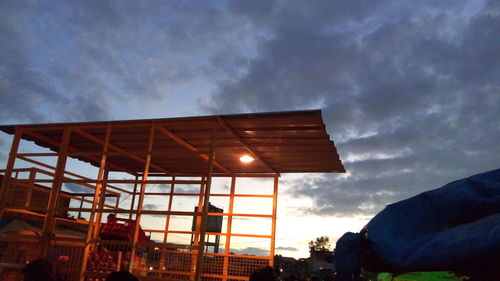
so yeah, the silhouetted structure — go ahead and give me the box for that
[249,266,278,281]
[191,203,223,253]
[0,110,345,281]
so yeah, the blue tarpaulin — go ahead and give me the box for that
[335,168,500,281]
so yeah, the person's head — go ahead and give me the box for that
[249,266,277,281]
[23,259,56,281]
[106,271,138,281]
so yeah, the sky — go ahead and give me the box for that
[1,0,499,259]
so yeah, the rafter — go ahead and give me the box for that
[73,127,174,176]
[156,125,233,175]
[22,130,137,176]
[216,116,278,173]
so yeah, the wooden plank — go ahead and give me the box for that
[74,128,174,176]
[156,125,233,175]
[39,126,71,257]
[0,127,22,217]
[22,130,137,176]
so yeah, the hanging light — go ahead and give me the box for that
[239,154,255,163]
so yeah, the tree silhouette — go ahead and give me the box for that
[308,235,332,253]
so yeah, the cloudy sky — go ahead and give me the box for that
[1,0,499,258]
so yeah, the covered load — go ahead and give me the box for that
[335,168,500,281]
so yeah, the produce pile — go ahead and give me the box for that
[86,246,118,281]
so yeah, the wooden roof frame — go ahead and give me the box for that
[0,110,345,175]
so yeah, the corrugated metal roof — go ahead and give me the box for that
[0,110,345,175]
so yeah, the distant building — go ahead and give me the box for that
[310,250,335,272]
[274,255,311,281]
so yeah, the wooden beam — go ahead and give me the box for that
[195,122,217,281]
[163,176,175,243]
[22,130,137,176]
[156,125,233,175]
[73,127,174,176]
[129,122,155,272]
[222,176,236,281]
[0,127,22,217]
[39,126,71,257]
[80,125,111,281]
[270,174,279,266]
[216,117,278,173]
[16,155,128,195]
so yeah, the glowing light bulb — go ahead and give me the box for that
[240,155,255,163]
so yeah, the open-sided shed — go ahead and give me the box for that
[0,110,344,281]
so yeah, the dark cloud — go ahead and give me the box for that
[0,136,7,163]
[143,204,159,210]
[0,0,498,220]
[231,247,269,256]
[202,0,500,216]
[64,182,90,193]
[276,246,299,252]
[176,185,200,193]
[0,0,258,124]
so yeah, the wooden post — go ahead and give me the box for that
[269,174,279,266]
[163,176,176,243]
[79,124,111,281]
[93,166,110,239]
[24,168,36,208]
[129,123,155,272]
[115,192,120,213]
[39,126,71,258]
[129,175,139,220]
[222,176,236,281]
[77,195,84,219]
[194,121,217,281]
[190,177,206,279]
[0,127,22,217]
[192,178,205,245]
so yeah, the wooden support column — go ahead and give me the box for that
[129,123,155,272]
[115,193,120,213]
[163,176,176,243]
[222,176,236,281]
[190,177,206,279]
[78,196,84,219]
[79,124,111,281]
[192,177,206,246]
[93,166,110,239]
[39,126,71,258]
[129,175,139,220]
[0,127,22,217]
[194,121,217,281]
[269,174,279,266]
[159,178,176,271]
[24,168,36,208]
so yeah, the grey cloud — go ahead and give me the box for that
[176,185,200,193]
[276,246,299,252]
[203,0,500,217]
[143,204,159,210]
[0,136,7,163]
[231,247,269,256]
[64,182,90,193]
[0,1,110,123]
[1,0,498,219]
[0,1,259,124]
